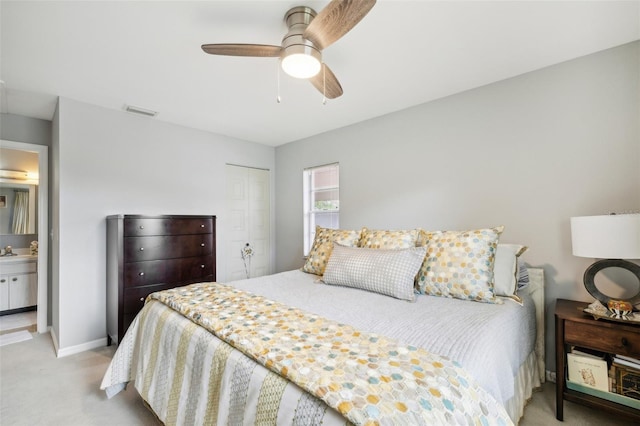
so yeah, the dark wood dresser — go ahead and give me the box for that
[106,215,216,345]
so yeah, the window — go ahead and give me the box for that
[303,163,339,256]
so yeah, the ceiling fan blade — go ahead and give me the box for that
[201,43,282,57]
[303,0,376,50]
[309,63,343,99]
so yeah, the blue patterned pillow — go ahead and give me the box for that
[323,243,427,301]
[302,226,362,276]
[358,227,420,249]
[415,226,504,303]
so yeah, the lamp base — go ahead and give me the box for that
[583,259,640,310]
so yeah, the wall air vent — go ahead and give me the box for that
[124,105,158,117]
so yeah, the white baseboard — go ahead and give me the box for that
[546,370,557,383]
[55,336,108,358]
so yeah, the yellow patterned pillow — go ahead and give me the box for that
[302,226,362,276]
[358,227,420,249]
[415,226,504,303]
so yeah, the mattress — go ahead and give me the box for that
[102,269,542,424]
[227,270,537,410]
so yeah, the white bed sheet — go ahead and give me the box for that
[228,269,537,413]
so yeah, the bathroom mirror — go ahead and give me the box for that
[0,148,39,235]
[0,182,37,235]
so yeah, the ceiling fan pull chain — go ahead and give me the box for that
[276,59,282,104]
[322,63,327,105]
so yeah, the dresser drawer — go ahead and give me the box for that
[124,259,167,287]
[172,256,215,283]
[124,234,213,262]
[565,320,640,358]
[124,217,213,237]
[124,256,214,288]
[123,283,180,314]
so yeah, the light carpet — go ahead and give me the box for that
[1,332,638,425]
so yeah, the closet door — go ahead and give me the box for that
[225,165,270,281]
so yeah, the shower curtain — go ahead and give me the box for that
[12,190,29,234]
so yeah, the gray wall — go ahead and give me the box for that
[1,113,51,146]
[275,41,640,373]
[52,98,275,352]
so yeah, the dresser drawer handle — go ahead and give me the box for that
[201,224,205,228]
[201,243,205,247]
[0,279,5,283]
[139,225,144,230]
[12,277,17,282]
[139,247,144,251]
[139,272,145,276]
[622,337,629,347]
[201,264,205,268]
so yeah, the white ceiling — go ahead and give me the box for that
[1,1,639,146]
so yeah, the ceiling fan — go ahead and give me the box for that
[201,0,376,100]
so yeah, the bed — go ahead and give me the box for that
[102,227,544,425]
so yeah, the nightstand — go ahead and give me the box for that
[555,299,640,421]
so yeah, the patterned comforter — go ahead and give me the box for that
[102,281,513,425]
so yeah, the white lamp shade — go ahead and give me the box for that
[570,214,640,259]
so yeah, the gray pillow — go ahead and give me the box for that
[322,243,427,301]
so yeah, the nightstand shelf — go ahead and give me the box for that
[555,299,640,421]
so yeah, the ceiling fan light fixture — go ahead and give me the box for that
[281,45,321,79]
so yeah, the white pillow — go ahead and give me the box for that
[322,243,427,302]
[493,244,528,303]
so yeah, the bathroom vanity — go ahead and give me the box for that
[0,255,37,313]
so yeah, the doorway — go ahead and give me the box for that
[225,164,270,281]
[0,140,48,334]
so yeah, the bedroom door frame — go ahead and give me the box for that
[0,139,48,334]
[225,164,271,281]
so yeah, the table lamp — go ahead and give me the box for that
[570,213,640,315]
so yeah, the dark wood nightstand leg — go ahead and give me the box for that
[555,315,565,421]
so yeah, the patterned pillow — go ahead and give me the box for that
[323,243,427,301]
[302,226,362,276]
[415,226,504,303]
[493,244,528,304]
[358,227,420,249]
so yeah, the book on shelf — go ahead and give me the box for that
[611,362,640,401]
[567,352,609,392]
[616,354,640,364]
[571,346,606,360]
[613,355,640,370]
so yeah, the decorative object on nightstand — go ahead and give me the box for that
[570,213,640,318]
